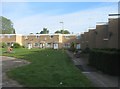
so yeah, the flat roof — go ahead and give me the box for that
[96,22,108,25]
[0,34,78,36]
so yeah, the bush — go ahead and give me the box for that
[13,43,21,48]
[69,42,76,52]
[82,47,90,54]
[0,42,7,48]
[22,46,25,48]
[89,49,119,76]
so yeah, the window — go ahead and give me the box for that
[35,43,39,47]
[64,43,70,48]
[65,36,70,39]
[50,35,53,39]
[36,35,39,39]
[46,43,51,48]
[1,35,4,38]
[8,35,12,38]
[25,36,28,40]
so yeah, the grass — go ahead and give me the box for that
[2,48,93,87]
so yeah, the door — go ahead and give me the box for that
[28,43,32,49]
[53,43,58,49]
[39,43,42,48]
[76,44,80,49]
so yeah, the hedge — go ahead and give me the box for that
[89,49,119,76]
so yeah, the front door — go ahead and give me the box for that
[28,43,32,49]
[39,43,43,48]
[53,43,58,49]
[76,44,80,49]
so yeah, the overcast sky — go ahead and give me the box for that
[1,1,118,34]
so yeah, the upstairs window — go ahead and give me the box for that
[25,36,28,40]
[8,35,12,38]
[1,35,4,38]
[65,36,70,39]
[50,35,54,39]
[36,35,39,39]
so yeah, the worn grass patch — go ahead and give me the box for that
[2,48,92,87]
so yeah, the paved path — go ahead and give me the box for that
[0,56,30,88]
[66,50,119,88]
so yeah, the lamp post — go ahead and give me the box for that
[60,21,64,30]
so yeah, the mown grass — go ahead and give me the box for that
[2,48,93,87]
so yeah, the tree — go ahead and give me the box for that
[30,33,33,34]
[55,30,70,34]
[40,28,49,34]
[55,30,61,34]
[64,30,70,34]
[70,42,76,52]
[0,16,15,34]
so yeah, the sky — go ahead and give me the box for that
[1,1,119,34]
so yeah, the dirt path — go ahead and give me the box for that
[1,56,30,88]
[66,50,119,88]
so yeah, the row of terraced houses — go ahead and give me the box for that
[0,14,119,50]
[80,14,119,50]
[0,34,81,49]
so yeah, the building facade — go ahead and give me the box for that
[0,34,81,49]
[80,14,119,50]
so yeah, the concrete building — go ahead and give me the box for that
[80,34,85,50]
[0,34,81,49]
[88,28,96,49]
[80,14,119,50]
[95,22,108,49]
[107,15,119,49]
[83,32,89,49]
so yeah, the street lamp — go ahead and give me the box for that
[60,21,64,30]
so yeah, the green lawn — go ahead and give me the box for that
[2,48,93,87]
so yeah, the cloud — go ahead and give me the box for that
[12,4,117,34]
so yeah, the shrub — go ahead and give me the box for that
[89,49,119,76]
[13,43,21,48]
[22,46,25,48]
[69,42,76,52]
[82,47,90,54]
[0,42,7,48]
